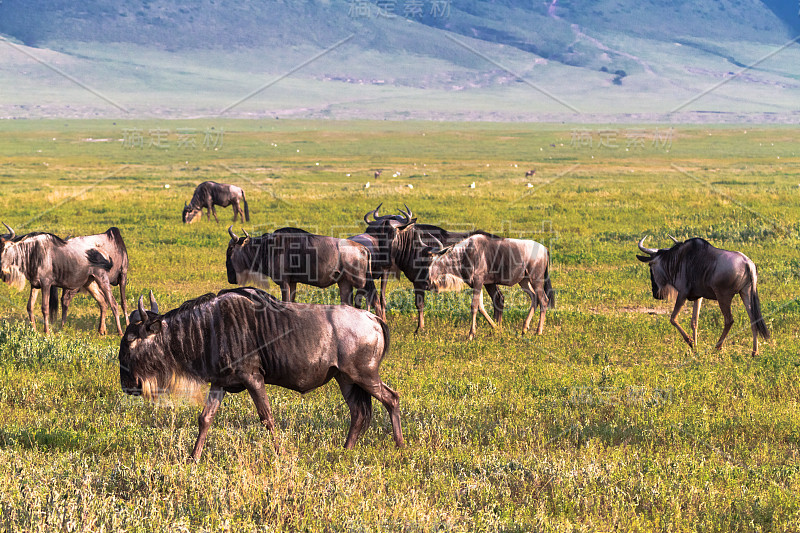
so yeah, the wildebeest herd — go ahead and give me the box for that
[0,181,770,460]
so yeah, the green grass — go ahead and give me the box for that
[0,120,799,531]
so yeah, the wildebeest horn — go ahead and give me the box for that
[242,228,250,239]
[401,204,413,218]
[228,226,237,240]
[148,290,159,314]
[3,222,15,240]
[137,295,148,322]
[638,236,658,255]
[363,203,384,224]
[668,234,680,244]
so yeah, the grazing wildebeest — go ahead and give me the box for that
[364,209,509,333]
[525,169,536,177]
[423,232,553,339]
[0,224,123,334]
[118,288,404,461]
[636,236,769,356]
[226,227,375,306]
[374,170,382,179]
[60,227,129,331]
[183,181,249,224]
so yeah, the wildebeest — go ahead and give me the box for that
[525,169,536,177]
[60,227,129,332]
[226,227,376,307]
[118,288,404,461]
[0,224,123,335]
[636,236,769,356]
[424,232,554,339]
[374,170,382,179]
[364,208,509,333]
[183,181,249,224]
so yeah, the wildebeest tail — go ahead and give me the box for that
[243,192,250,222]
[348,384,374,440]
[86,248,113,271]
[49,286,59,322]
[105,227,128,254]
[377,317,391,362]
[544,262,555,309]
[747,263,770,340]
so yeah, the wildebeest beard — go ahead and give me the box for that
[430,272,468,293]
[120,336,205,403]
[226,238,271,288]
[650,269,677,300]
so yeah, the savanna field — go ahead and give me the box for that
[0,120,799,531]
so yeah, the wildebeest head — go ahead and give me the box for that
[421,238,467,293]
[119,292,169,398]
[225,226,271,287]
[182,202,202,224]
[0,222,15,283]
[636,235,681,300]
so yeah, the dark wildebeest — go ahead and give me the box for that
[525,169,536,177]
[374,170,382,179]
[119,288,404,461]
[364,208,509,333]
[226,227,376,307]
[636,236,769,356]
[0,224,123,335]
[423,232,554,339]
[60,227,129,331]
[183,181,249,224]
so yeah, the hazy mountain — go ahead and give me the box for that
[0,0,797,120]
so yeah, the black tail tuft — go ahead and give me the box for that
[243,194,250,222]
[49,286,59,322]
[544,263,555,309]
[86,249,113,271]
[350,385,374,440]
[751,289,770,340]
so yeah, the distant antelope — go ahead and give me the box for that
[374,170,382,179]
[525,169,536,177]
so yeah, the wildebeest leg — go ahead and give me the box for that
[244,377,279,452]
[714,294,735,352]
[533,283,549,335]
[27,287,40,332]
[339,282,355,306]
[190,386,225,462]
[469,285,497,340]
[374,382,404,448]
[118,271,129,326]
[40,284,52,334]
[83,280,109,335]
[379,270,389,318]
[519,279,537,335]
[669,295,694,349]
[60,288,76,328]
[413,285,426,333]
[95,275,123,335]
[485,284,504,324]
[231,199,242,223]
[738,290,759,356]
[336,378,373,449]
[210,204,219,223]
[279,282,297,302]
[691,298,703,348]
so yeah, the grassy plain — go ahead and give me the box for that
[0,120,799,531]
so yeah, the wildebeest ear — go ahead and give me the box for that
[636,255,653,263]
[146,320,164,335]
[432,245,453,256]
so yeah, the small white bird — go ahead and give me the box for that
[164,184,171,189]
[469,182,475,188]
[346,173,351,177]
[393,173,398,178]
[407,184,414,189]
[365,182,370,189]
[527,183,533,188]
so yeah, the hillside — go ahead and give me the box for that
[0,0,798,120]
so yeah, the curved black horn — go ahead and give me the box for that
[137,295,148,321]
[148,290,159,314]
[638,236,658,255]
[402,204,413,218]
[668,234,680,244]
[228,226,237,240]
[363,202,384,224]
[242,228,251,239]
[3,222,15,240]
